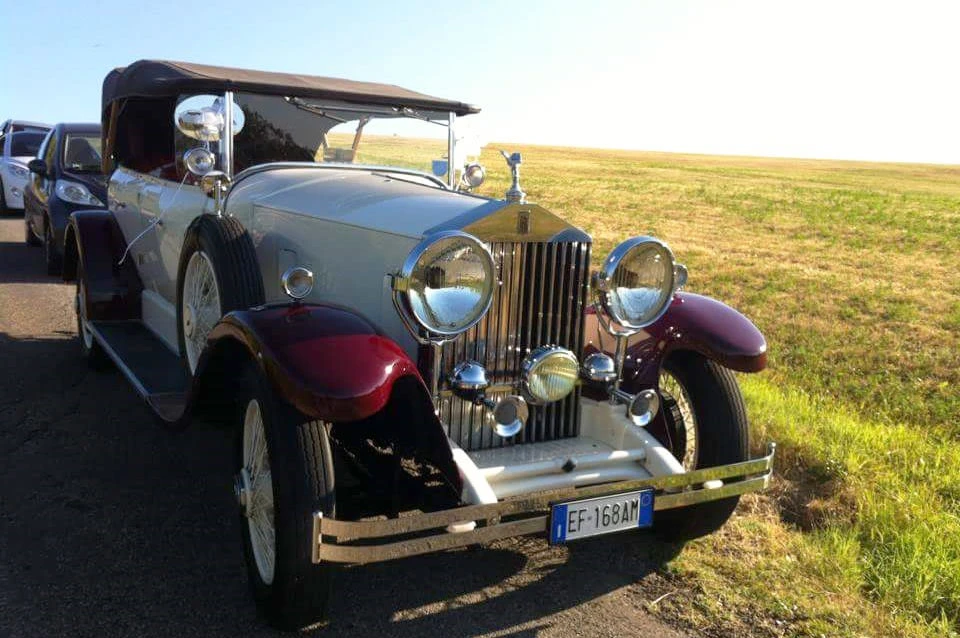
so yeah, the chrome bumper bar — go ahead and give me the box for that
[311,443,776,564]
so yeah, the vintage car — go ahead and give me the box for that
[64,60,775,630]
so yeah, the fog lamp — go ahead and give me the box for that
[522,346,579,404]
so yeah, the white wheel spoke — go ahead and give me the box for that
[660,370,699,471]
[241,398,276,585]
[182,251,221,374]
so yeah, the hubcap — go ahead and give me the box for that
[181,251,221,374]
[240,399,275,584]
[659,370,699,470]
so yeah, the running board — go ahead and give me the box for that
[88,320,188,422]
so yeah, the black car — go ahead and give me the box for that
[24,123,106,274]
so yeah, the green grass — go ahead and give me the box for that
[343,136,960,636]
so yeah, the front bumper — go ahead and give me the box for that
[311,443,775,564]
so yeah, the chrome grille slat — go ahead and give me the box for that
[441,240,591,451]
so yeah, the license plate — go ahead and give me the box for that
[549,489,654,544]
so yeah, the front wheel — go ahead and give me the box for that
[654,351,749,541]
[235,362,336,630]
[25,216,41,246]
[44,221,63,275]
[176,215,264,377]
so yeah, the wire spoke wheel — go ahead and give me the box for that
[659,368,699,470]
[181,250,221,374]
[241,399,276,585]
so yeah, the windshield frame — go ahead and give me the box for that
[219,90,459,188]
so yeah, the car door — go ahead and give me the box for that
[109,166,147,257]
[29,130,57,231]
[136,173,213,351]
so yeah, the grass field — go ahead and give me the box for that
[348,134,960,636]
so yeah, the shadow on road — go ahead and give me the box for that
[0,236,63,285]
[0,329,680,636]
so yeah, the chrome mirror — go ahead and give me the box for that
[183,147,216,176]
[175,95,245,142]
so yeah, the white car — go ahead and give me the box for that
[0,120,50,214]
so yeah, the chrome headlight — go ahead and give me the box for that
[522,346,579,404]
[393,231,495,339]
[56,180,104,207]
[593,237,679,331]
[8,163,29,179]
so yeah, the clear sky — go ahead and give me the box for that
[2,0,957,164]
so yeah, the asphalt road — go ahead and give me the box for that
[0,214,690,638]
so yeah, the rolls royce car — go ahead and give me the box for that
[0,121,51,214]
[24,122,105,274]
[64,60,775,630]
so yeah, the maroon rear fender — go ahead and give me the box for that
[585,292,767,389]
[64,210,142,322]
[206,304,429,423]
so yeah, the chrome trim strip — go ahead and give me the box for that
[87,322,150,399]
[312,443,775,564]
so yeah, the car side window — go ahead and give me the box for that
[42,131,57,172]
[114,98,177,179]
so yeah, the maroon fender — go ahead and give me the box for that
[63,210,142,322]
[205,303,462,494]
[585,292,767,390]
[207,303,431,423]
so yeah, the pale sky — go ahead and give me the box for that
[2,0,957,164]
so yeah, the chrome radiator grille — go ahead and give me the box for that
[440,241,591,451]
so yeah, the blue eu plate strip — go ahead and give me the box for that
[638,490,654,528]
[550,504,568,544]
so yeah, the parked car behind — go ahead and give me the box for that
[0,121,51,214]
[24,123,105,274]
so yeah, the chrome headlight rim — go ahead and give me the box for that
[593,236,678,332]
[521,345,580,405]
[393,230,495,341]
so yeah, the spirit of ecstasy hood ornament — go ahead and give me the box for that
[499,150,526,203]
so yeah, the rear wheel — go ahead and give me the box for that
[75,260,109,370]
[235,362,336,630]
[654,351,749,541]
[44,221,62,275]
[176,215,264,377]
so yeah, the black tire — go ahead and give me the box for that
[0,178,9,216]
[175,215,264,377]
[25,216,41,246]
[75,260,109,370]
[654,351,749,542]
[44,220,63,275]
[235,362,336,631]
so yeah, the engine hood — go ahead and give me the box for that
[226,165,588,243]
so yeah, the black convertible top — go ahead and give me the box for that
[102,60,480,116]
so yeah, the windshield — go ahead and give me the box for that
[10,124,49,134]
[62,134,103,172]
[9,131,46,157]
[224,93,451,178]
